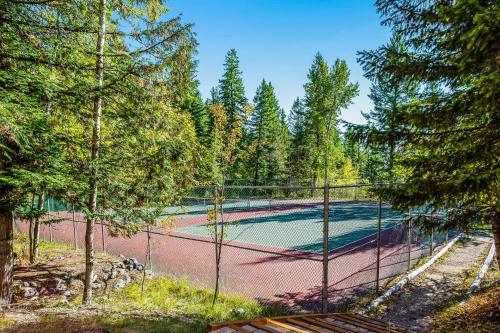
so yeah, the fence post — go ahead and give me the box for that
[407,208,412,270]
[48,198,53,242]
[375,197,382,292]
[430,227,434,255]
[322,184,330,313]
[101,220,106,251]
[72,204,78,250]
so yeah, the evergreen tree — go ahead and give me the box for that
[247,80,288,184]
[359,0,500,265]
[0,0,197,306]
[359,33,418,181]
[287,98,314,184]
[218,49,248,129]
[186,92,210,145]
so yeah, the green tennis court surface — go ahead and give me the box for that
[163,198,315,216]
[176,202,405,254]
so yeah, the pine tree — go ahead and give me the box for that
[218,49,248,129]
[287,98,314,183]
[359,33,418,181]
[247,80,287,184]
[359,0,500,265]
[186,92,210,145]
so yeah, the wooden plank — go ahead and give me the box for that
[229,324,253,333]
[333,313,404,332]
[251,323,287,333]
[285,318,331,333]
[209,319,267,330]
[267,319,309,333]
[351,314,406,332]
[301,317,362,333]
[209,313,407,333]
[330,314,393,333]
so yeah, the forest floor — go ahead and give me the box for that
[370,233,499,332]
[0,234,280,333]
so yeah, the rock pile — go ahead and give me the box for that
[13,256,150,302]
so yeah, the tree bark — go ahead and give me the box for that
[83,0,106,305]
[30,195,43,263]
[28,194,35,263]
[492,216,500,268]
[0,210,14,308]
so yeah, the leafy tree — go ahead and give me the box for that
[247,80,288,184]
[358,0,500,264]
[303,54,359,185]
[206,102,251,304]
[0,0,197,307]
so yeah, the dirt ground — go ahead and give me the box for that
[374,234,493,331]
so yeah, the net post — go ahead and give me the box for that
[375,196,382,293]
[48,198,53,242]
[322,184,330,313]
[430,227,434,255]
[407,208,412,270]
[101,220,106,251]
[72,204,78,250]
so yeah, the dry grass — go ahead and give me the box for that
[431,260,500,333]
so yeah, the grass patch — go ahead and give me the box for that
[94,276,283,332]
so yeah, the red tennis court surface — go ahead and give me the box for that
[18,208,432,312]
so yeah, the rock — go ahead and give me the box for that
[108,268,117,279]
[47,278,67,291]
[63,291,72,297]
[29,281,41,288]
[114,274,131,290]
[135,264,144,272]
[230,308,245,316]
[74,271,86,281]
[22,282,29,287]
[102,267,111,274]
[69,279,84,289]
[115,267,125,275]
[21,287,37,298]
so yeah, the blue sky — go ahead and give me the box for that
[166,0,391,124]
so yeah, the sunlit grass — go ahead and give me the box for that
[98,276,282,324]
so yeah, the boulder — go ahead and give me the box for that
[20,287,38,298]
[114,274,131,290]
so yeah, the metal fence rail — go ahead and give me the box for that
[18,183,453,313]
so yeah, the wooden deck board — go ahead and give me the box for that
[208,313,407,333]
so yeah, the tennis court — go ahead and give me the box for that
[175,200,406,254]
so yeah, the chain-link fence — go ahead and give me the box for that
[15,184,454,313]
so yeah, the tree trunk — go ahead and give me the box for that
[492,216,500,268]
[0,210,14,308]
[28,194,35,263]
[83,0,106,305]
[30,195,43,263]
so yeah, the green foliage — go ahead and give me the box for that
[353,33,419,182]
[301,53,359,184]
[357,0,500,231]
[246,80,289,184]
[217,49,248,128]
